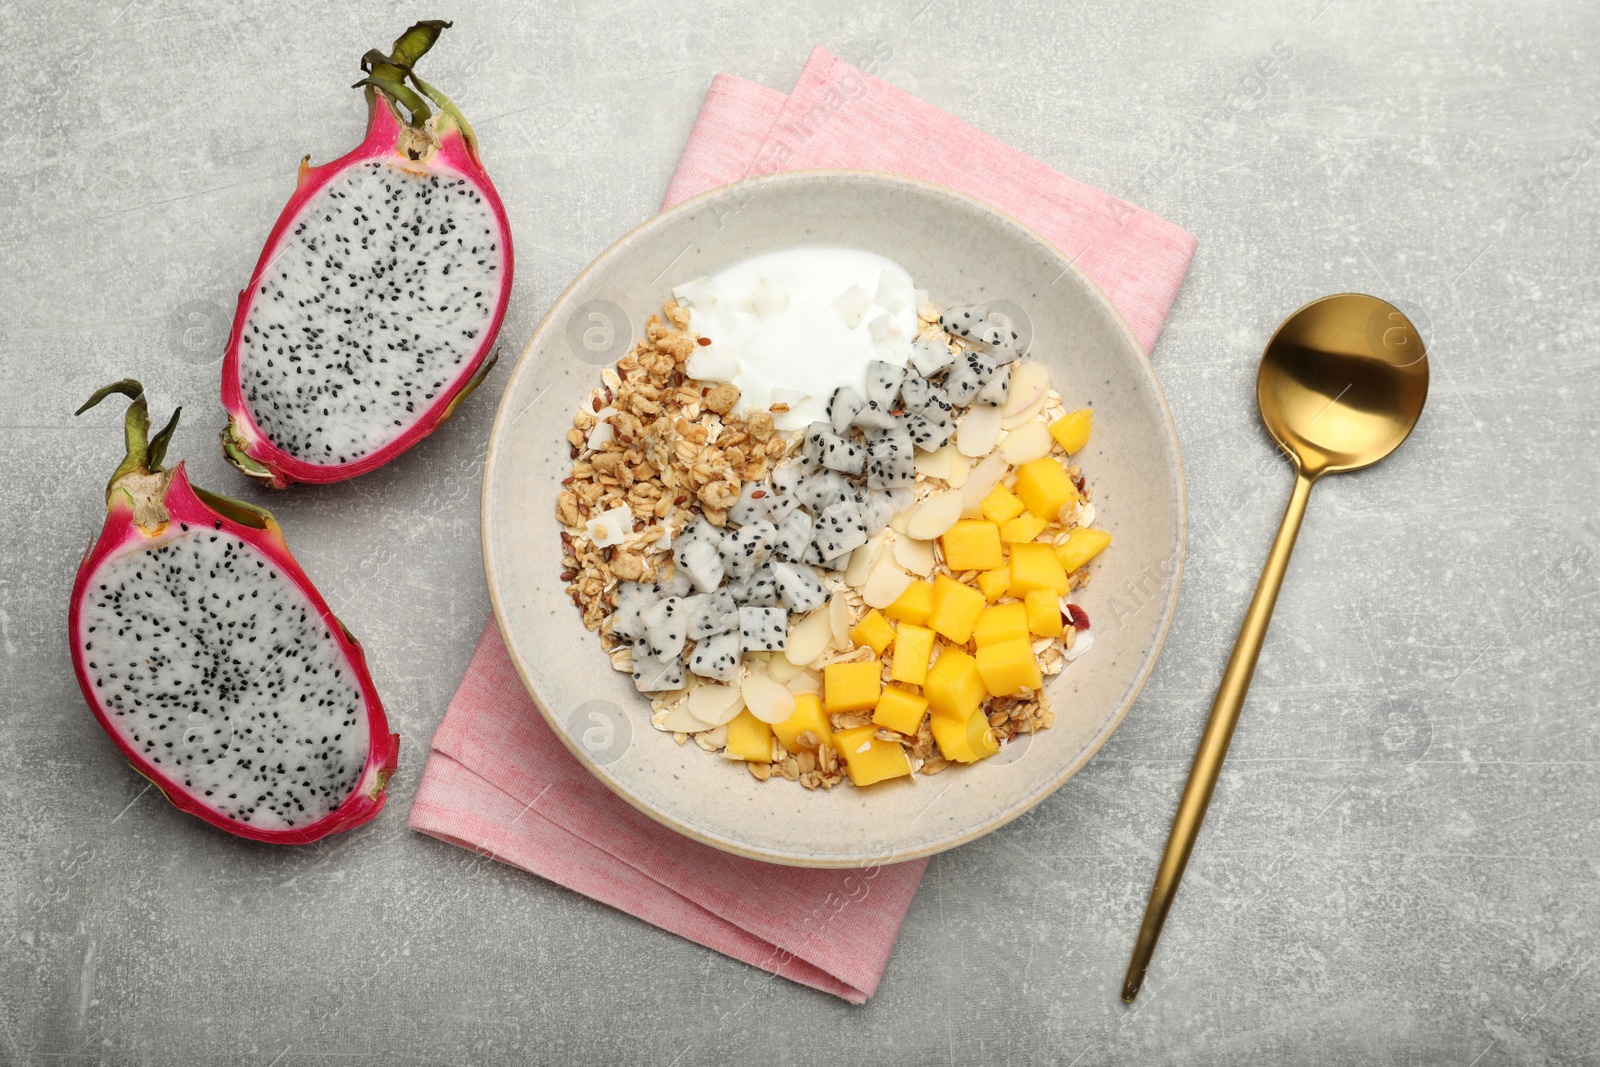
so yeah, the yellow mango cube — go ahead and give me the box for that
[725,710,773,762]
[930,709,1000,764]
[1000,513,1049,544]
[1055,527,1113,574]
[940,519,1004,572]
[824,660,882,713]
[1013,458,1078,520]
[889,622,935,685]
[976,568,1011,603]
[872,685,929,735]
[976,637,1044,697]
[1049,408,1093,454]
[924,645,987,721]
[884,580,934,627]
[972,602,1030,647]
[1008,541,1070,597]
[833,725,913,786]
[1024,588,1064,637]
[772,693,833,754]
[979,482,1025,524]
[928,574,987,644]
[849,609,896,655]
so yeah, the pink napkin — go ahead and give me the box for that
[408,47,1196,1004]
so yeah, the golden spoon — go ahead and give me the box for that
[1121,293,1429,1002]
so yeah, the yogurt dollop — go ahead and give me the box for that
[675,247,919,431]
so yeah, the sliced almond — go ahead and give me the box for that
[892,535,937,577]
[999,421,1053,464]
[785,606,834,666]
[1002,393,1047,430]
[687,683,745,727]
[701,723,729,748]
[658,702,716,734]
[904,490,964,539]
[767,655,805,683]
[861,551,916,609]
[946,452,972,488]
[1002,362,1051,418]
[787,669,822,695]
[960,453,1010,517]
[742,673,798,724]
[956,404,1003,457]
[828,595,853,650]
[913,444,957,481]
[844,530,886,588]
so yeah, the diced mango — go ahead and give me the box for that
[1054,527,1113,574]
[930,708,1000,764]
[1008,541,1070,597]
[976,637,1044,697]
[1024,588,1064,637]
[772,692,833,754]
[872,685,929,735]
[976,568,1011,603]
[1000,513,1049,544]
[924,645,987,722]
[725,710,773,762]
[1013,458,1078,520]
[928,574,987,644]
[972,602,1030,647]
[979,482,1025,524]
[833,725,913,786]
[884,580,934,627]
[940,519,1004,572]
[824,660,882,713]
[1049,408,1093,454]
[890,622,935,685]
[849,609,896,655]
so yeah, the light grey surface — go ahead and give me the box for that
[2,2,1596,1064]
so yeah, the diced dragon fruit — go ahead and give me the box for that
[940,304,991,341]
[609,581,657,640]
[909,338,956,378]
[850,400,898,431]
[739,606,789,652]
[814,500,872,560]
[638,597,689,660]
[687,631,741,683]
[819,430,866,476]
[728,481,773,526]
[631,641,685,693]
[675,537,726,593]
[975,362,1012,407]
[796,470,854,516]
[686,588,739,639]
[743,560,781,607]
[865,428,917,489]
[772,510,815,563]
[801,421,832,466]
[826,385,865,435]
[865,360,906,408]
[903,411,955,452]
[944,351,999,407]
[770,561,830,613]
[718,519,776,582]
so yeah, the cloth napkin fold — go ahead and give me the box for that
[408,46,1197,1004]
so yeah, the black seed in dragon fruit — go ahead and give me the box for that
[638,597,688,660]
[975,363,1012,407]
[802,422,832,466]
[909,338,956,378]
[945,351,999,407]
[819,431,866,476]
[675,536,726,593]
[770,561,830,613]
[903,412,955,452]
[631,640,685,693]
[772,510,815,563]
[738,606,789,652]
[609,581,656,640]
[686,588,739,639]
[827,385,865,435]
[688,630,741,683]
[717,519,776,582]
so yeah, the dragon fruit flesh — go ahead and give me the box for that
[675,537,725,593]
[826,385,865,435]
[739,607,789,652]
[718,520,776,581]
[945,351,999,407]
[975,363,1012,406]
[864,360,905,408]
[631,641,685,693]
[688,630,741,683]
[638,597,688,660]
[909,338,955,378]
[686,589,738,639]
[220,21,513,489]
[818,430,866,475]
[770,561,830,613]
[69,382,398,844]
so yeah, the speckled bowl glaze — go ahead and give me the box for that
[482,171,1185,868]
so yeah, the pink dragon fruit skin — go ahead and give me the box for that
[71,382,399,844]
[220,21,513,489]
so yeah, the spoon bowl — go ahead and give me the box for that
[1258,293,1430,475]
[1123,293,1428,1001]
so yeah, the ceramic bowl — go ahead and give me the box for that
[482,170,1184,867]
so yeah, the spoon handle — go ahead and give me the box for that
[1122,468,1317,1002]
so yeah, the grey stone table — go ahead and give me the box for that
[3,2,1596,1064]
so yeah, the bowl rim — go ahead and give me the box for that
[482,167,1187,867]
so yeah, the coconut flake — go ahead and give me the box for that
[832,284,872,329]
[585,504,634,548]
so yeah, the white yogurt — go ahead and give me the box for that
[675,247,919,431]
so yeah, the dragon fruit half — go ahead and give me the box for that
[70,382,399,843]
[220,20,513,488]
